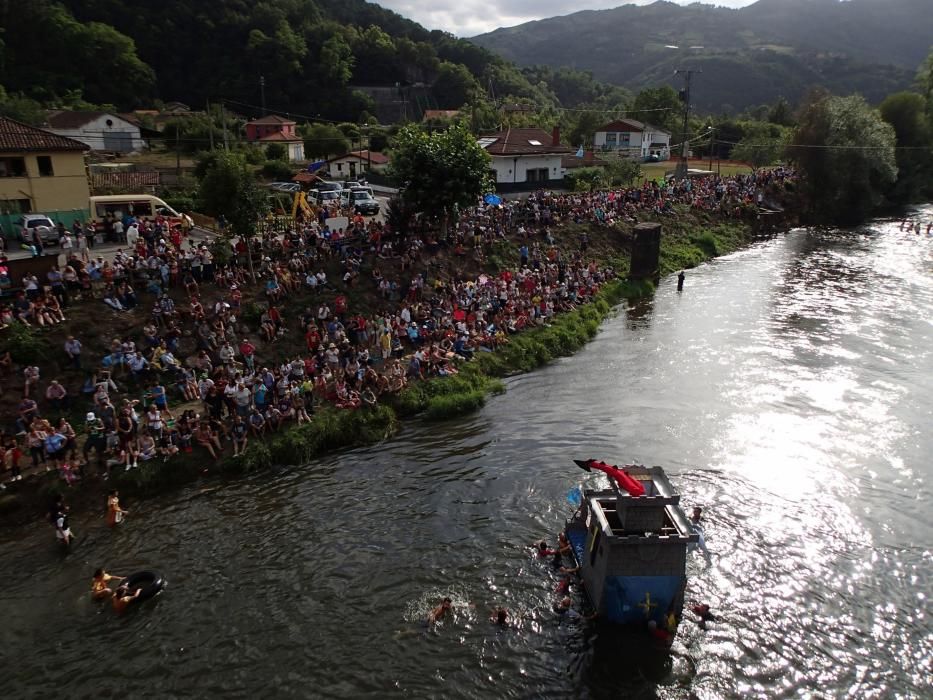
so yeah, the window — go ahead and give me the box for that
[476,137,498,148]
[0,198,31,214]
[0,157,27,177]
[527,139,542,146]
[37,156,54,177]
[606,133,617,145]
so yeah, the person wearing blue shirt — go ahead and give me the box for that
[44,430,68,468]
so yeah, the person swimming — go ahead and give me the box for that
[491,607,509,627]
[427,597,452,625]
[112,583,142,614]
[91,568,124,600]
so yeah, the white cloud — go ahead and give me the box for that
[374,0,757,37]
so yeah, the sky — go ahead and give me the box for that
[374,0,758,37]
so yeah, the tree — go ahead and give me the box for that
[389,123,491,236]
[879,91,933,202]
[605,157,643,187]
[198,153,269,280]
[265,143,287,161]
[300,123,350,160]
[788,93,897,224]
[630,86,681,133]
[731,122,789,168]
[432,62,481,109]
[320,36,354,86]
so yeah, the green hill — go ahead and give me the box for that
[471,0,932,111]
[0,0,607,122]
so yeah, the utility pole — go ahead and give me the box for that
[221,102,229,152]
[175,122,181,177]
[708,126,715,172]
[207,99,215,151]
[260,75,266,115]
[674,68,701,179]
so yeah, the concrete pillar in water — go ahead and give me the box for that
[630,222,662,280]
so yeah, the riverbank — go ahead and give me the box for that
[0,205,788,527]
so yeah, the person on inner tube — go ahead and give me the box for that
[91,568,125,600]
[112,582,142,614]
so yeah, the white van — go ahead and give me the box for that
[89,195,194,231]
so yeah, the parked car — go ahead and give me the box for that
[645,154,661,163]
[270,181,300,193]
[314,190,341,206]
[348,190,380,216]
[16,214,60,245]
[314,181,342,193]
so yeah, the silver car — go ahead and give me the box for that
[17,214,61,246]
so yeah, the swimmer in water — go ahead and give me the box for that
[535,540,557,557]
[91,568,124,600]
[112,583,142,614]
[491,607,509,626]
[557,532,572,556]
[427,597,452,624]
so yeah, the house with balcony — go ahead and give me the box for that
[594,119,671,161]
[0,116,90,235]
[478,127,574,191]
[246,114,305,162]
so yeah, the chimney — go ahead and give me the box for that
[552,126,560,147]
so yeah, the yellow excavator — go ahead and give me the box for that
[291,191,316,222]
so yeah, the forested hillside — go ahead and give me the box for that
[472,0,933,112]
[0,0,628,123]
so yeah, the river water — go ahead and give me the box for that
[1,212,931,699]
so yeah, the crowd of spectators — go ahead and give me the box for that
[0,171,795,488]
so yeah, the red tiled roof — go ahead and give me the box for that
[327,150,389,165]
[479,128,573,156]
[597,119,670,135]
[0,116,89,153]
[423,110,460,121]
[561,151,609,169]
[258,132,303,143]
[250,114,296,126]
[46,110,138,130]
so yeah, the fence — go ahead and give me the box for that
[0,208,89,241]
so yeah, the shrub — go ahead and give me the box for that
[3,323,48,363]
[260,159,294,181]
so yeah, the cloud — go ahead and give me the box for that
[374,0,757,37]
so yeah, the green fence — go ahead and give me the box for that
[0,208,89,241]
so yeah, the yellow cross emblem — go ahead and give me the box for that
[638,591,657,617]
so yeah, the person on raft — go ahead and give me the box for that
[112,583,142,614]
[91,569,125,600]
[427,597,452,625]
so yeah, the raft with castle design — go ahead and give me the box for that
[565,459,698,640]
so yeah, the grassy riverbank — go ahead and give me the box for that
[0,208,767,525]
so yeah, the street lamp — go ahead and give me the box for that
[666,45,704,178]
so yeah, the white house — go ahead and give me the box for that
[46,111,147,153]
[593,119,671,161]
[478,127,573,188]
[325,150,390,178]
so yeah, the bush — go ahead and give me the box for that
[3,323,48,363]
[265,143,287,161]
[260,159,294,181]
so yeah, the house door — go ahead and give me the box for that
[349,161,357,178]
[103,131,133,152]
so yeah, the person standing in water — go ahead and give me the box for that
[677,270,686,292]
[112,583,142,614]
[106,489,128,527]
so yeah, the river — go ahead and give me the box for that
[1,211,931,699]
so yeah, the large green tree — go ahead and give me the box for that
[198,153,269,278]
[389,124,491,235]
[300,123,351,160]
[731,122,790,168]
[788,93,897,224]
[879,91,933,202]
[630,86,681,133]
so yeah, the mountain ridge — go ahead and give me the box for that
[470,0,932,111]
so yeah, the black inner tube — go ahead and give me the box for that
[123,570,165,602]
